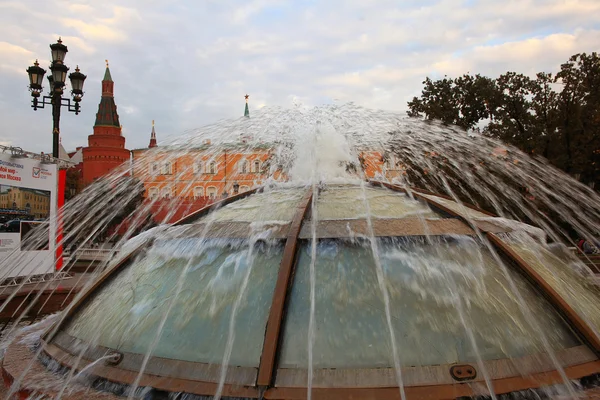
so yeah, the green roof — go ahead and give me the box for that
[103,67,113,82]
[94,97,120,127]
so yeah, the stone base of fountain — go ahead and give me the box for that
[4,334,600,400]
[1,319,119,400]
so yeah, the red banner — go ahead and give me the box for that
[55,168,66,270]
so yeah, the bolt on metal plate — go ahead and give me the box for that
[450,364,477,381]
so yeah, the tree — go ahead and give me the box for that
[555,52,600,185]
[407,52,600,187]
[407,76,460,126]
[453,74,496,130]
[407,74,494,130]
[484,72,537,153]
[529,72,559,160]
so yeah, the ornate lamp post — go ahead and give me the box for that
[26,38,87,158]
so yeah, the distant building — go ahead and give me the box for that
[61,89,405,223]
[130,107,275,222]
[359,151,407,181]
[127,97,287,223]
[129,96,407,223]
[132,142,273,201]
[0,186,51,219]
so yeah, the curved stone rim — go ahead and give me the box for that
[42,333,598,389]
[1,338,594,399]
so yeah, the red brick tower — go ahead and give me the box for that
[82,61,130,185]
[148,120,157,148]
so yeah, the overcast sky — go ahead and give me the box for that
[1,0,599,153]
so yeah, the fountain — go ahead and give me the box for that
[1,103,600,399]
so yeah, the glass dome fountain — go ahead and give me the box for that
[2,104,600,399]
[4,182,594,399]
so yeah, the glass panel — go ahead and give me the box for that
[503,234,600,338]
[279,237,579,369]
[64,239,282,367]
[317,186,439,220]
[203,188,304,223]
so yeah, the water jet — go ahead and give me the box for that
[1,104,600,399]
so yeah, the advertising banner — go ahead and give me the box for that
[0,153,58,279]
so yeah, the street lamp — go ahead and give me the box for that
[26,38,87,158]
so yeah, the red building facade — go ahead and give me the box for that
[82,64,129,186]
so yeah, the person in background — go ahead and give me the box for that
[577,238,599,254]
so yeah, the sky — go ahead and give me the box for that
[0,0,599,153]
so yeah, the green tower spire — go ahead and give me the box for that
[103,59,113,82]
[95,60,120,127]
[244,94,249,117]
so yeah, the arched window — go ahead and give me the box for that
[240,185,250,193]
[148,187,159,199]
[253,160,260,173]
[161,187,172,199]
[240,160,248,173]
[164,162,173,175]
[209,162,216,174]
[193,187,204,199]
[207,186,217,199]
[193,161,202,174]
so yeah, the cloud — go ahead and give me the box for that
[0,42,33,60]
[433,29,600,77]
[231,0,283,24]
[0,0,599,153]
[55,35,96,55]
[322,66,432,89]
[120,105,139,115]
[60,6,142,43]
[60,18,126,42]
[0,42,34,75]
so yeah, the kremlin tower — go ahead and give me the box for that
[82,61,130,186]
[148,120,157,148]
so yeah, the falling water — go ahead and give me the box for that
[213,236,259,400]
[357,179,407,400]
[432,176,580,397]
[71,354,117,382]
[212,196,287,400]
[1,103,600,398]
[306,118,322,400]
[124,213,222,400]
[441,263,498,399]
